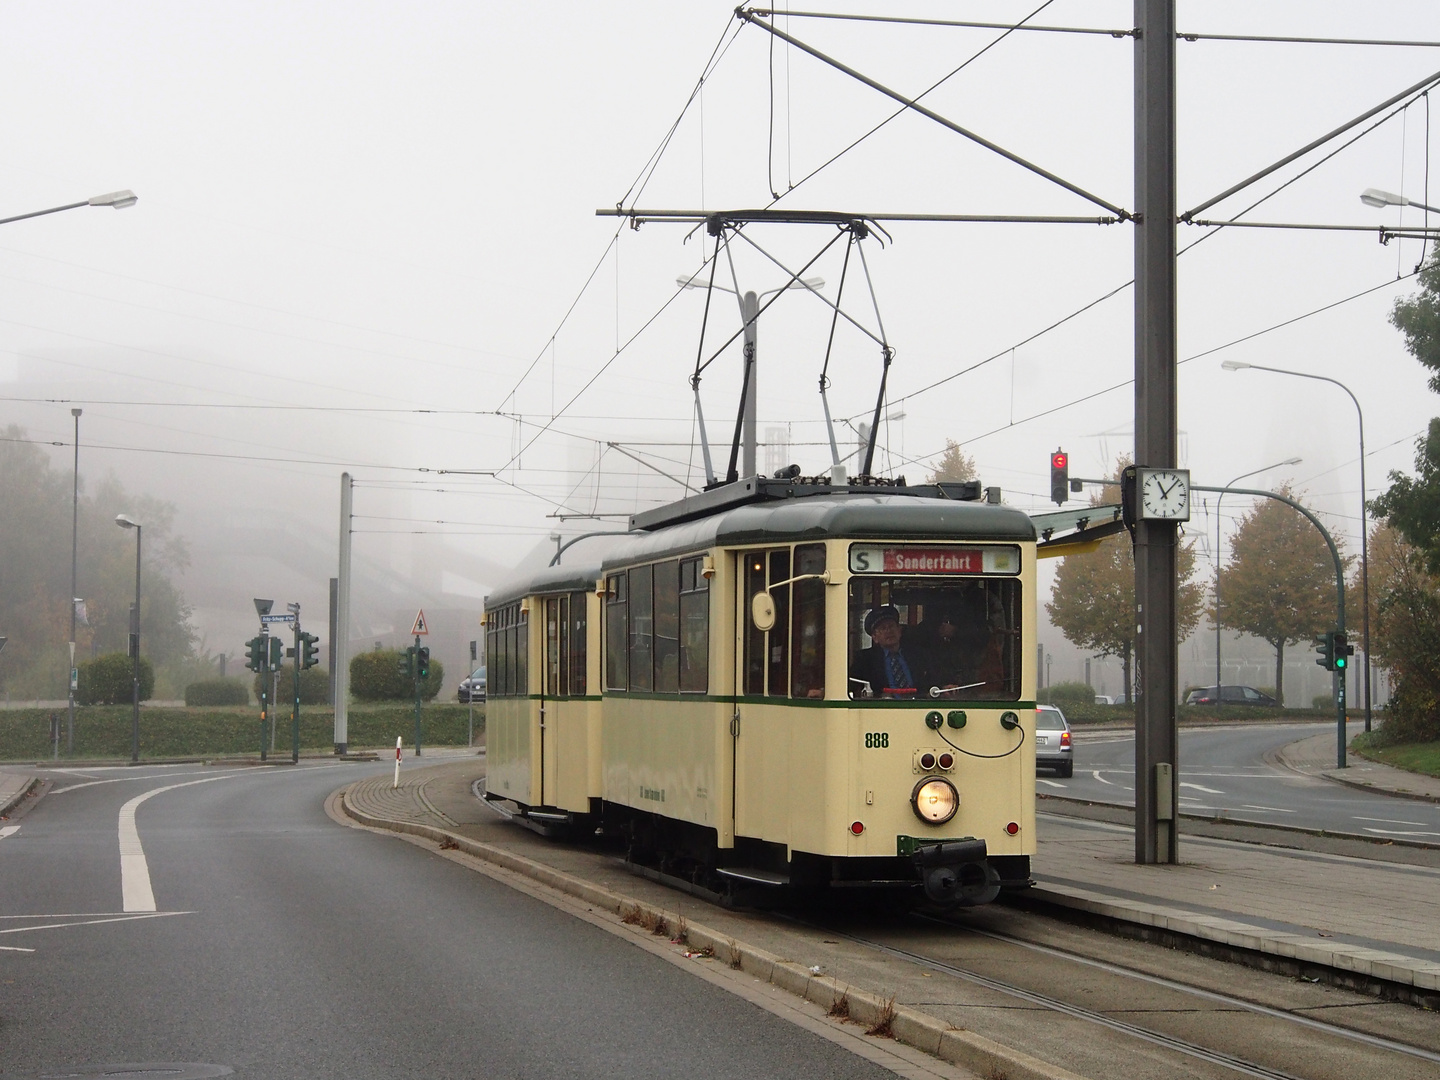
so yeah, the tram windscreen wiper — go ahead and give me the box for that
[929,682,986,698]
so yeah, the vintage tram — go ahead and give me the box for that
[483,475,1041,906]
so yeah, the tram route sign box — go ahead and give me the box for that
[848,544,1020,575]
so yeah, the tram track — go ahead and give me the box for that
[796,909,1440,1080]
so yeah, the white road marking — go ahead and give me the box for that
[1363,828,1440,838]
[1240,805,1296,813]
[1093,771,1113,785]
[0,825,19,840]
[1035,779,1067,789]
[0,946,36,952]
[0,912,188,938]
[1355,816,1429,826]
[53,769,217,794]
[1179,782,1224,794]
[119,775,234,912]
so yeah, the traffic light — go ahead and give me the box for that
[417,646,430,679]
[398,647,414,680]
[244,636,265,672]
[1333,630,1353,671]
[1050,449,1069,506]
[1314,631,1335,671]
[300,631,320,670]
[269,636,284,667]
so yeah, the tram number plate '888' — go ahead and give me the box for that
[848,544,1020,575]
[864,732,890,748]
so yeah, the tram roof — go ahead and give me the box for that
[485,493,1035,607]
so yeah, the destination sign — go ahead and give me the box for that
[848,544,1019,576]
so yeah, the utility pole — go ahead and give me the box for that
[290,602,302,765]
[412,633,423,757]
[1133,0,1180,864]
[742,290,758,477]
[68,407,81,755]
[335,473,353,755]
[260,626,270,763]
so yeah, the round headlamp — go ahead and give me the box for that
[910,776,959,825]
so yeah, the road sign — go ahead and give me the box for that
[411,609,429,636]
[261,613,296,624]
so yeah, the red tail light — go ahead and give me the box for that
[1060,731,1071,747]
[850,821,865,835]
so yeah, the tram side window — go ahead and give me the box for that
[484,602,528,697]
[546,597,561,697]
[679,557,709,693]
[629,565,654,692]
[606,574,628,690]
[847,577,1020,701]
[568,590,588,696]
[653,559,680,693]
[791,543,826,699]
[513,606,528,696]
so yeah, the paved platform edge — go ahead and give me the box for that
[0,774,37,818]
[337,781,1086,1080]
[1024,881,1440,995]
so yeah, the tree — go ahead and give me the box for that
[926,440,977,484]
[1046,458,1204,701]
[1216,485,1342,707]
[1357,524,1440,742]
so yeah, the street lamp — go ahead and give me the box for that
[115,514,142,763]
[1222,358,1372,731]
[68,408,82,754]
[0,189,138,226]
[1359,187,1440,215]
[1213,457,1301,704]
[678,273,825,477]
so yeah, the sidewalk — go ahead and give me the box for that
[1276,730,1440,803]
[341,759,1440,1004]
[0,771,36,817]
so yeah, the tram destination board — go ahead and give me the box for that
[848,543,1020,575]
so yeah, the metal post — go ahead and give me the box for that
[468,638,477,748]
[413,633,423,757]
[328,577,339,707]
[335,474,352,754]
[68,407,81,755]
[742,290,758,477]
[259,627,268,763]
[292,614,302,764]
[1134,0,1180,865]
[130,525,142,765]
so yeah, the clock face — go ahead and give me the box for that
[1139,469,1190,521]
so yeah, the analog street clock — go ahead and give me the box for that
[1137,468,1191,521]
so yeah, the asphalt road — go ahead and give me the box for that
[1043,721,1440,839]
[0,759,904,1080]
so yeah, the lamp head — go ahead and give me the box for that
[88,190,138,209]
[1360,187,1405,209]
[1220,360,1251,371]
[1280,456,1302,467]
[114,514,138,529]
[790,276,825,290]
[71,407,82,418]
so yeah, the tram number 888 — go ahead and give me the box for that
[864,732,890,749]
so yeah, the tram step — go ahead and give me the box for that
[716,867,791,887]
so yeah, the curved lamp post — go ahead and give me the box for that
[1222,360,1372,731]
[1213,457,1301,703]
[0,189,138,226]
[115,514,142,763]
[1360,187,1440,215]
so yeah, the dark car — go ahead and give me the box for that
[457,666,486,704]
[1183,684,1276,707]
[1035,704,1073,777]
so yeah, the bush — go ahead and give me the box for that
[77,653,154,706]
[185,678,250,706]
[1039,681,1094,707]
[252,664,329,706]
[1312,692,1335,711]
[350,649,444,702]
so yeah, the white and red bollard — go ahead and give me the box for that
[393,735,403,788]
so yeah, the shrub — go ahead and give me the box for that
[1312,692,1335,711]
[185,678,250,706]
[252,664,329,706]
[350,649,444,702]
[77,653,154,705]
[1039,681,1094,707]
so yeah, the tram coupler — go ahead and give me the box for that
[910,838,999,906]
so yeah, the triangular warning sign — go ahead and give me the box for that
[411,609,429,636]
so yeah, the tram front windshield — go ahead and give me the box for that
[847,577,1021,701]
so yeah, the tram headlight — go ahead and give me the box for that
[910,777,959,826]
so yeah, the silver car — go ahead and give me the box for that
[1035,704,1073,777]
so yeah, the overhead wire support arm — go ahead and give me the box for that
[733,9,1131,220]
[744,9,1135,38]
[597,208,1121,226]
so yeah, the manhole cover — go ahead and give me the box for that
[18,1065,232,1080]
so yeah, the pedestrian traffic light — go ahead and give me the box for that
[1314,631,1335,671]
[417,646,430,679]
[268,636,284,667]
[244,636,265,672]
[300,631,320,670]
[1049,449,1069,505]
[1333,630,1352,671]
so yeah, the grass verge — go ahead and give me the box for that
[1350,733,1440,779]
[0,702,484,762]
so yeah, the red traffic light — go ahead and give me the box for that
[1051,452,1068,470]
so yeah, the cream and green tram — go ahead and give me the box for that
[484,478,1039,906]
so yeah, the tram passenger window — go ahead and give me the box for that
[847,578,1020,701]
[679,558,709,693]
[629,565,654,692]
[546,597,561,697]
[568,591,588,696]
[514,605,528,696]
[605,574,627,691]
[767,549,791,697]
[653,559,680,693]
[744,554,767,696]
[791,544,826,699]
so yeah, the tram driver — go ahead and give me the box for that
[848,605,921,699]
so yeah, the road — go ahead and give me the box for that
[1044,721,1440,839]
[0,758,909,1080]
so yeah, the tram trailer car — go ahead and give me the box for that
[484,476,1038,906]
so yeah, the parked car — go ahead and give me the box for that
[1094,694,1117,705]
[457,666,487,703]
[1035,704,1073,777]
[1183,684,1276,707]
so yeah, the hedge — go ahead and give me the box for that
[350,649,444,702]
[253,664,329,706]
[77,653,154,705]
[185,678,249,706]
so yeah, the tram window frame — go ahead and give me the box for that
[740,544,826,699]
[653,559,681,693]
[568,590,588,696]
[628,565,654,692]
[605,573,628,691]
[546,597,561,697]
[791,543,826,699]
[484,602,529,698]
[678,557,709,693]
[847,576,1021,701]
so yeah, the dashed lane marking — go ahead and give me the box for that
[1355,816,1429,826]
[1035,779,1067,789]
[0,826,19,840]
[1179,782,1225,794]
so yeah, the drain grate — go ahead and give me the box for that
[19,1065,232,1080]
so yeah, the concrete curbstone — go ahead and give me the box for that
[939,1028,1091,1080]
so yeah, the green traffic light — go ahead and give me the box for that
[1336,656,1346,669]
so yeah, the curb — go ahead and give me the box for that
[1318,768,1440,806]
[338,783,1085,1080]
[0,777,37,818]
